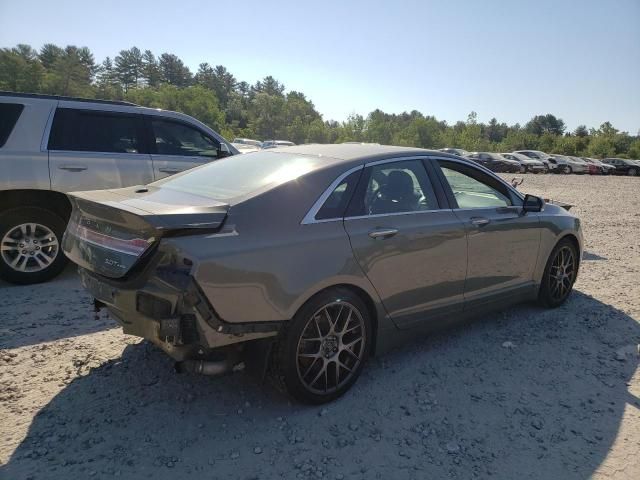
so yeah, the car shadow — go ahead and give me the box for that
[3,291,638,479]
[583,251,608,261]
[0,265,116,349]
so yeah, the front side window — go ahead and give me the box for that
[438,161,513,209]
[48,108,143,154]
[151,119,220,157]
[348,160,438,216]
[0,103,24,148]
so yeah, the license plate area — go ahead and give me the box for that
[82,272,116,304]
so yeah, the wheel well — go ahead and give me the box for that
[303,283,379,356]
[559,233,581,268]
[0,190,72,222]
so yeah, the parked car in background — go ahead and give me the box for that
[582,157,615,175]
[232,137,263,148]
[550,155,589,174]
[502,152,545,173]
[62,144,582,404]
[603,158,640,176]
[467,152,521,173]
[263,140,296,149]
[513,150,556,173]
[0,92,237,284]
[438,147,470,158]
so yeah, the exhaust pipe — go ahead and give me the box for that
[175,359,233,377]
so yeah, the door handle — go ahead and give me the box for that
[368,228,399,239]
[159,167,182,174]
[470,217,490,226]
[58,165,87,172]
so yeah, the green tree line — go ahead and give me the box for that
[1,43,638,158]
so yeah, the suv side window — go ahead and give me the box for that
[437,161,515,209]
[347,160,438,216]
[48,108,145,154]
[0,103,24,148]
[151,119,220,157]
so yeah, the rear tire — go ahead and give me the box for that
[539,238,578,308]
[270,288,372,404]
[564,165,572,174]
[0,207,68,285]
[629,168,638,176]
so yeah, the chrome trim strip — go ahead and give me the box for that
[344,208,445,221]
[300,165,364,225]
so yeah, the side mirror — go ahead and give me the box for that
[217,143,232,158]
[523,194,544,213]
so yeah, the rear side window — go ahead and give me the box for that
[0,103,24,148]
[315,170,362,220]
[48,108,145,154]
[151,119,220,157]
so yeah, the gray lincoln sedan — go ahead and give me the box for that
[62,144,583,404]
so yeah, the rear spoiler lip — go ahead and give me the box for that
[67,188,230,232]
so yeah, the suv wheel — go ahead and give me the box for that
[0,207,68,284]
[539,238,578,308]
[270,288,372,404]
[628,168,638,176]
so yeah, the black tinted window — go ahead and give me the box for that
[315,170,362,220]
[0,103,24,148]
[151,119,220,157]
[48,108,144,153]
[347,160,439,216]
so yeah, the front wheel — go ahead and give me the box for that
[539,239,578,308]
[270,288,372,404]
[0,207,68,284]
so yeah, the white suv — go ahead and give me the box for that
[0,92,237,284]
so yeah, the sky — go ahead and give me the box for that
[1,0,639,133]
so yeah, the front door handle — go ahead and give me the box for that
[159,167,182,174]
[470,217,490,227]
[368,228,399,239]
[58,165,87,172]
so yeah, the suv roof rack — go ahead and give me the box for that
[0,91,138,107]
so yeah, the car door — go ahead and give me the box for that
[48,107,154,192]
[343,158,468,329]
[433,159,541,308]
[148,117,223,180]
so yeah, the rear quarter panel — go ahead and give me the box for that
[168,166,387,325]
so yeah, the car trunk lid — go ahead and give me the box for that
[62,185,229,279]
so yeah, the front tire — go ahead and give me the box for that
[0,207,68,284]
[539,238,578,308]
[270,288,372,404]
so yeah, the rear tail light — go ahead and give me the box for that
[67,221,153,257]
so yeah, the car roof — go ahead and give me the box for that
[267,143,441,163]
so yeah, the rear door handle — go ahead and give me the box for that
[368,228,399,239]
[470,217,490,227]
[159,167,183,174]
[58,165,87,172]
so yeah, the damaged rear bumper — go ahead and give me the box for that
[80,266,282,362]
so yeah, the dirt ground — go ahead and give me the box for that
[1,173,639,480]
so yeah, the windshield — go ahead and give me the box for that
[152,151,316,201]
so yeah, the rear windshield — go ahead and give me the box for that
[153,151,317,201]
[0,103,24,148]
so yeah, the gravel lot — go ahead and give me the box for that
[1,173,639,480]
